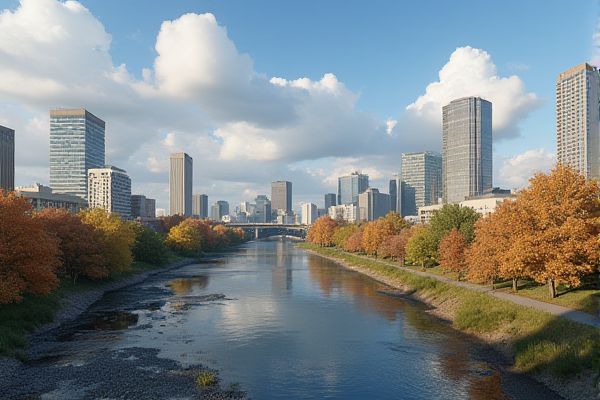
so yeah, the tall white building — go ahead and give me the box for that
[556,63,600,179]
[88,166,131,219]
[170,152,193,216]
[301,202,318,225]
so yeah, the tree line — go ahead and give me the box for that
[0,192,247,304]
[307,165,600,298]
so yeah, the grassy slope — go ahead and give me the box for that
[299,243,600,378]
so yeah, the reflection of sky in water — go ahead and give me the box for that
[64,239,531,399]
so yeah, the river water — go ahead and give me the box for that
[37,238,561,399]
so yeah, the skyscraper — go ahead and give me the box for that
[271,181,292,215]
[210,200,229,222]
[324,193,337,210]
[0,125,14,192]
[556,63,600,179]
[389,174,402,214]
[442,97,492,204]
[88,166,131,219]
[338,172,369,205]
[169,152,193,216]
[401,152,442,216]
[301,203,318,225]
[254,195,272,223]
[358,188,390,222]
[49,108,105,200]
[193,194,209,218]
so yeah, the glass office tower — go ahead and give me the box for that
[0,125,15,192]
[338,172,369,205]
[442,97,492,204]
[401,152,442,216]
[49,109,105,201]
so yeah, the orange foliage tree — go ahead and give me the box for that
[438,228,468,279]
[377,229,412,264]
[36,208,108,283]
[0,193,60,303]
[344,229,364,252]
[307,216,338,247]
[165,219,205,256]
[362,213,408,256]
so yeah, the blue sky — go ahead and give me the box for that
[0,0,598,211]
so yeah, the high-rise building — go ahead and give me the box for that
[271,181,292,215]
[442,97,492,204]
[0,125,15,192]
[254,195,272,223]
[358,188,390,222]
[324,193,337,210]
[401,152,442,215]
[338,172,369,205]
[145,198,156,219]
[88,166,131,219]
[389,174,402,214]
[169,152,193,216]
[210,200,229,222]
[192,194,209,218]
[556,63,600,179]
[131,194,147,218]
[301,203,318,225]
[49,108,105,200]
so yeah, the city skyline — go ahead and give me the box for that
[0,0,598,211]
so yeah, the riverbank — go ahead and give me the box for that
[300,243,600,400]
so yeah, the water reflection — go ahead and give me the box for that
[168,275,209,295]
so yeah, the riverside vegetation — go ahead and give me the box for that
[0,191,247,358]
[304,165,600,394]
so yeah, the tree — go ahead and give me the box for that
[382,212,410,233]
[79,208,136,275]
[429,204,479,248]
[36,208,108,283]
[362,219,395,256]
[516,165,600,298]
[157,215,186,233]
[131,223,168,266]
[165,219,204,256]
[438,229,468,279]
[332,224,358,248]
[307,216,338,247]
[344,229,364,253]
[377,230,411,264]
[405,225,437,269]
[0,192,60,303]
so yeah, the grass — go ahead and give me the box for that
[300,243,600,379]
[196,371,218,387]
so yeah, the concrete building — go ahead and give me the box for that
[169,152,193,216]
[88,166,131,219]
[145,198,156,219]
[324,193,337,210]
[301,203,318,225]
[389,174,402,214]
[210,200,229,222]
[271,181,292,216]
[358,188,390,222]
[338,171,369,205]
[131,194,147,219]
[418,204,443,224]
[254,195,271,223]
[401,152,442,216]
[442,97,492,204]
[556,63,600,179]
[328,204,358,223]
[192,194,209,218]
[15,183,86,213]
[49,108,105,200]
[0,125,14,192]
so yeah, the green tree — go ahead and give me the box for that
[429,204,479,248]
[131,223,168,266]
[405,226,437,269]
[333,224,358,248]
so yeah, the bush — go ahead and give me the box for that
[196,371,217,387]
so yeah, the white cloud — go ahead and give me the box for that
[498,148,555,189]
[385,119,397,136]
[592,20,600,66]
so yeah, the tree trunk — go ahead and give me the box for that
[420,260,425,271]
[512,277,518,292]
[547,279,556,298]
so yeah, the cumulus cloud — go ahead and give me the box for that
[497,148,555,189]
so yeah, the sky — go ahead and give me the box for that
[0,0,598,213]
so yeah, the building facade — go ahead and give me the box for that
[193,194,209,218]
[271,181,292,215]
[338,172,369,205]
[88,166,132,219]
[358,188,390,222]
[556,63,600,179]
[210,200,229,222]
[0,125,14,192]
[131,194,147,219]
[169,152,193,216]
[145,198,156,219]
[49,108,105,200]
[324,193,337,210]
[301,203,318,225]
[401,152,442,216]
[16,183,86,213]
[389,174,402,214]
[442,97,492,204]
[253,195,272,223]
[328,204,358,223]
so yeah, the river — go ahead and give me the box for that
[9,238,563,399]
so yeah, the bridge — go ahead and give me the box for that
[225,223,308,239]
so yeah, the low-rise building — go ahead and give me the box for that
[328,204,358,223]
[417,204,443,224]
[15,183,87,212]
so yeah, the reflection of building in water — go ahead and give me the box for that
[271,239,293,293]
[169,276,209,295]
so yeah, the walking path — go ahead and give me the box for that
[352,253,600,329]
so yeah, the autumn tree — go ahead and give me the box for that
[131,223,168,266]
[79,208,136,275]
[0,192,60,303]
[377,229,412,264]
[165,219,204,256]
[157,215,186,233]
[405,225,437,269]
[306,216,338,247]
[332,224,358,248]
[438,229,468,279]
[429,204,479,248]
[344,229,364,252]
[36,208,108,283]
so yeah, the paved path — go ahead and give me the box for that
[352,254,600,329]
